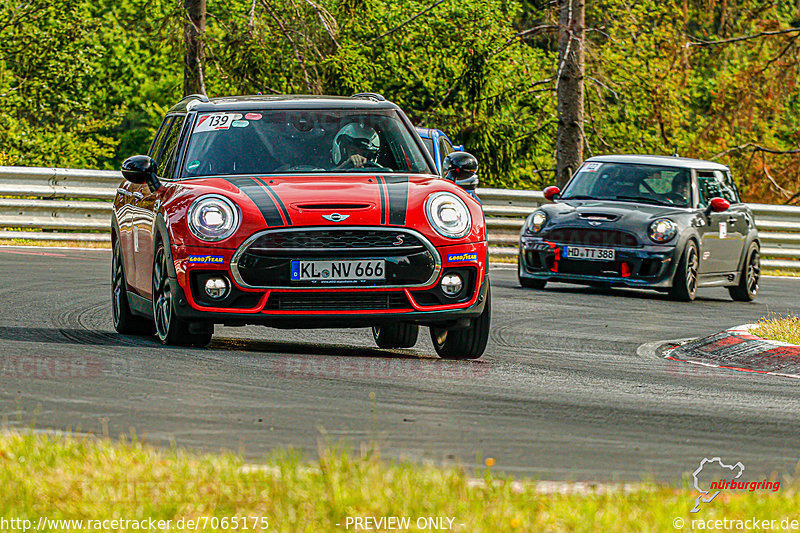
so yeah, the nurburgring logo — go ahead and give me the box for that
[690,457,780,513]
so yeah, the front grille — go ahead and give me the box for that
[246,229,425,252]
[264,292,411,311]
[234,228,437,288]
[559,259,626,277]
[545,228,639,247]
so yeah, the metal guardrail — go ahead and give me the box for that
[1,165,799,270]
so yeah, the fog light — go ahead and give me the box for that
[440,273,463,297]
[204,277,229,299]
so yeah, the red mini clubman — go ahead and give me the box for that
[112,93,490,359]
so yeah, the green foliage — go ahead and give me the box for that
[0,0,181,168]
[1,0,798,200]
[584,0,800,202]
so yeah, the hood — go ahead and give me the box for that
[541,199,687,227]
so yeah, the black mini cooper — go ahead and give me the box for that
[518,155,760,301]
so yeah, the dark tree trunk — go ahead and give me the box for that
[555,0,585,188]
[184,0,207,96]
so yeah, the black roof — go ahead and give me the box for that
[167,94,399,114]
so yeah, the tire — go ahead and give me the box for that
[669,240,699,302]
[518,258,546,289]
[372,323,419,349]
[112,237,153,334]
[728,243,760,302]
[430,285,491,360]
[152,241,213,347]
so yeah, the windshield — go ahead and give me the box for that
[560,162,692,207]
[182,109,432,177]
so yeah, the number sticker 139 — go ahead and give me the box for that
[194,113,235,133]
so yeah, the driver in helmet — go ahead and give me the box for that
[332,123,381,169]
[667,172,691,205]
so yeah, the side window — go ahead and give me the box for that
[149,117,174,163]
[697,171,737,206]
[697,172,719,208]
[159,115,187,179]
[438,137,453,173]
[721,171,741,203]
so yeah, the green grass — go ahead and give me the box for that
[762,267,800,277]
[1,431,799,531]
[751,314,800,345]
[0,238,110,248]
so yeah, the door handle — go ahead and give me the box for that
[132,192,144,200]
[117,188,132,197]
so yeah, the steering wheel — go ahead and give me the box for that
[664,192,687,205]
[287,165,325,172]
[339,159,387,170]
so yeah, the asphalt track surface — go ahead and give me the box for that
[2,246,800,483]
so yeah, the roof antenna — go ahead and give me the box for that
[672,146,679,157]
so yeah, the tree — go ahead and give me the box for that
[555,0,585,188]
[184,0,206,96]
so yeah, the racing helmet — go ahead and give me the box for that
[671,171,689,194]
[331,123,380,165]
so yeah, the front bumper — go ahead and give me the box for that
[167,240,489,328]
[519,235,681,288]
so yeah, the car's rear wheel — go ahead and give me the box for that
[112,238,153,334]
[518,258,546,289]
[728,243,760,302]
[430,285,491,360]
[669,240,699,302]
[372,323,419,349]
[153,242,213,347]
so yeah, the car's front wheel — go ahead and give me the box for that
[729,243,760,302]
[518,257,546,289]
[152,242,213,347]
[372,323,419,349]
[430,285,491,360]
[669,240,699,302]
[112,238,153,335]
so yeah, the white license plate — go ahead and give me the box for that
[564,246,615,261]
[290,259,385,281]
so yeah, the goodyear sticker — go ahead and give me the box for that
[448,252,478,262]
[187,255,225,264]
[583,162,602,172]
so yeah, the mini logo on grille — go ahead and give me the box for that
[393,235,405,246]
[322,213,350,222]
[588,221,602,226]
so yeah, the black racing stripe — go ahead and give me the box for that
[384,175,409,226]
[377,177,387,225]
[257,179,293,226]
[224,177,283,227]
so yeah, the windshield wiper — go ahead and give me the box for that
[612,195,672,207]
[560,195,596,200]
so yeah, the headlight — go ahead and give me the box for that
[188,194,240,242]
[649,218,677,243]
[526,211,547,234]
[426,192,471,239]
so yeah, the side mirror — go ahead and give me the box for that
[707,197,730,214]
[443,151,479,191]
[121,155,160,190]
[543,186,561,201]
